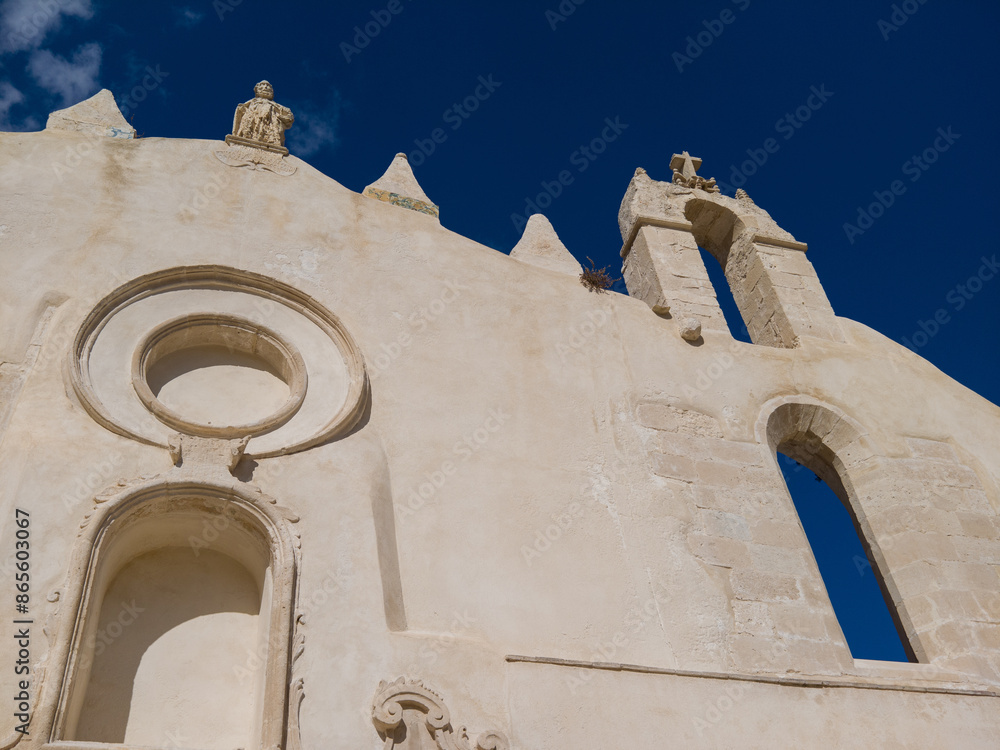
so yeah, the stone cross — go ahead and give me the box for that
[669,150,720,194]
[670,151,703,181]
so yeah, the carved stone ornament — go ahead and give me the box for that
[372,678,510,750]
[68,265,370,460]
[168,433,250,473]
[670,150,721,194]
[215,80,297,176]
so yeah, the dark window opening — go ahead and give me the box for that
[776,451,915,662]
[699,247,752,343]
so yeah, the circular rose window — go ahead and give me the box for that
[69,265,368,458]
[132,315,308,439]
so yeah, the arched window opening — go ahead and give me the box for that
[776,449,915,663]
[700,246,752,343]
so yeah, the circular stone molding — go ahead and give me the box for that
[70,265,369,457]
[132,314,308,439]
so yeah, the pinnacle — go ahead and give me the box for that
[510,214,583,277]
[363,153,439,218]
[46,89,135,139]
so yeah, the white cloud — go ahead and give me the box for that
[0,80,24,128]
[286,92,342,159]
[27,41,101,105]
[0,0,93,54]
[176,7,204,27]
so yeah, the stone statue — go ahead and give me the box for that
[217,80,297,175]
[226,80,294,154]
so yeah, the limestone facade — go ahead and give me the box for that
[0,90,998,749]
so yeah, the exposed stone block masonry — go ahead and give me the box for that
[0,93,998,749]
[618,157,844,347]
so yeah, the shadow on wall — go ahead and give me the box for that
[75,547,262,745]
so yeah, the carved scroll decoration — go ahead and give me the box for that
[372,678,510,750]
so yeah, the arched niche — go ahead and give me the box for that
[36,480,298,749]
[757,396,922,662]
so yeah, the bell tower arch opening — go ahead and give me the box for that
[699,245,752,343]
[618,156,844,348]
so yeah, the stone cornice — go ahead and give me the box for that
[619,216,694,260]
[620,214,808,260]
[506,655,997,698]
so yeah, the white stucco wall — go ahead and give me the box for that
[1,109,998,748]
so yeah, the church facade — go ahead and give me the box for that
[1,85,998,748]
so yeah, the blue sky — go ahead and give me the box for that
[2,0,997,661]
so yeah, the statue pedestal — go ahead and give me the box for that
[224,134,288,155]
[215,141,297,176]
